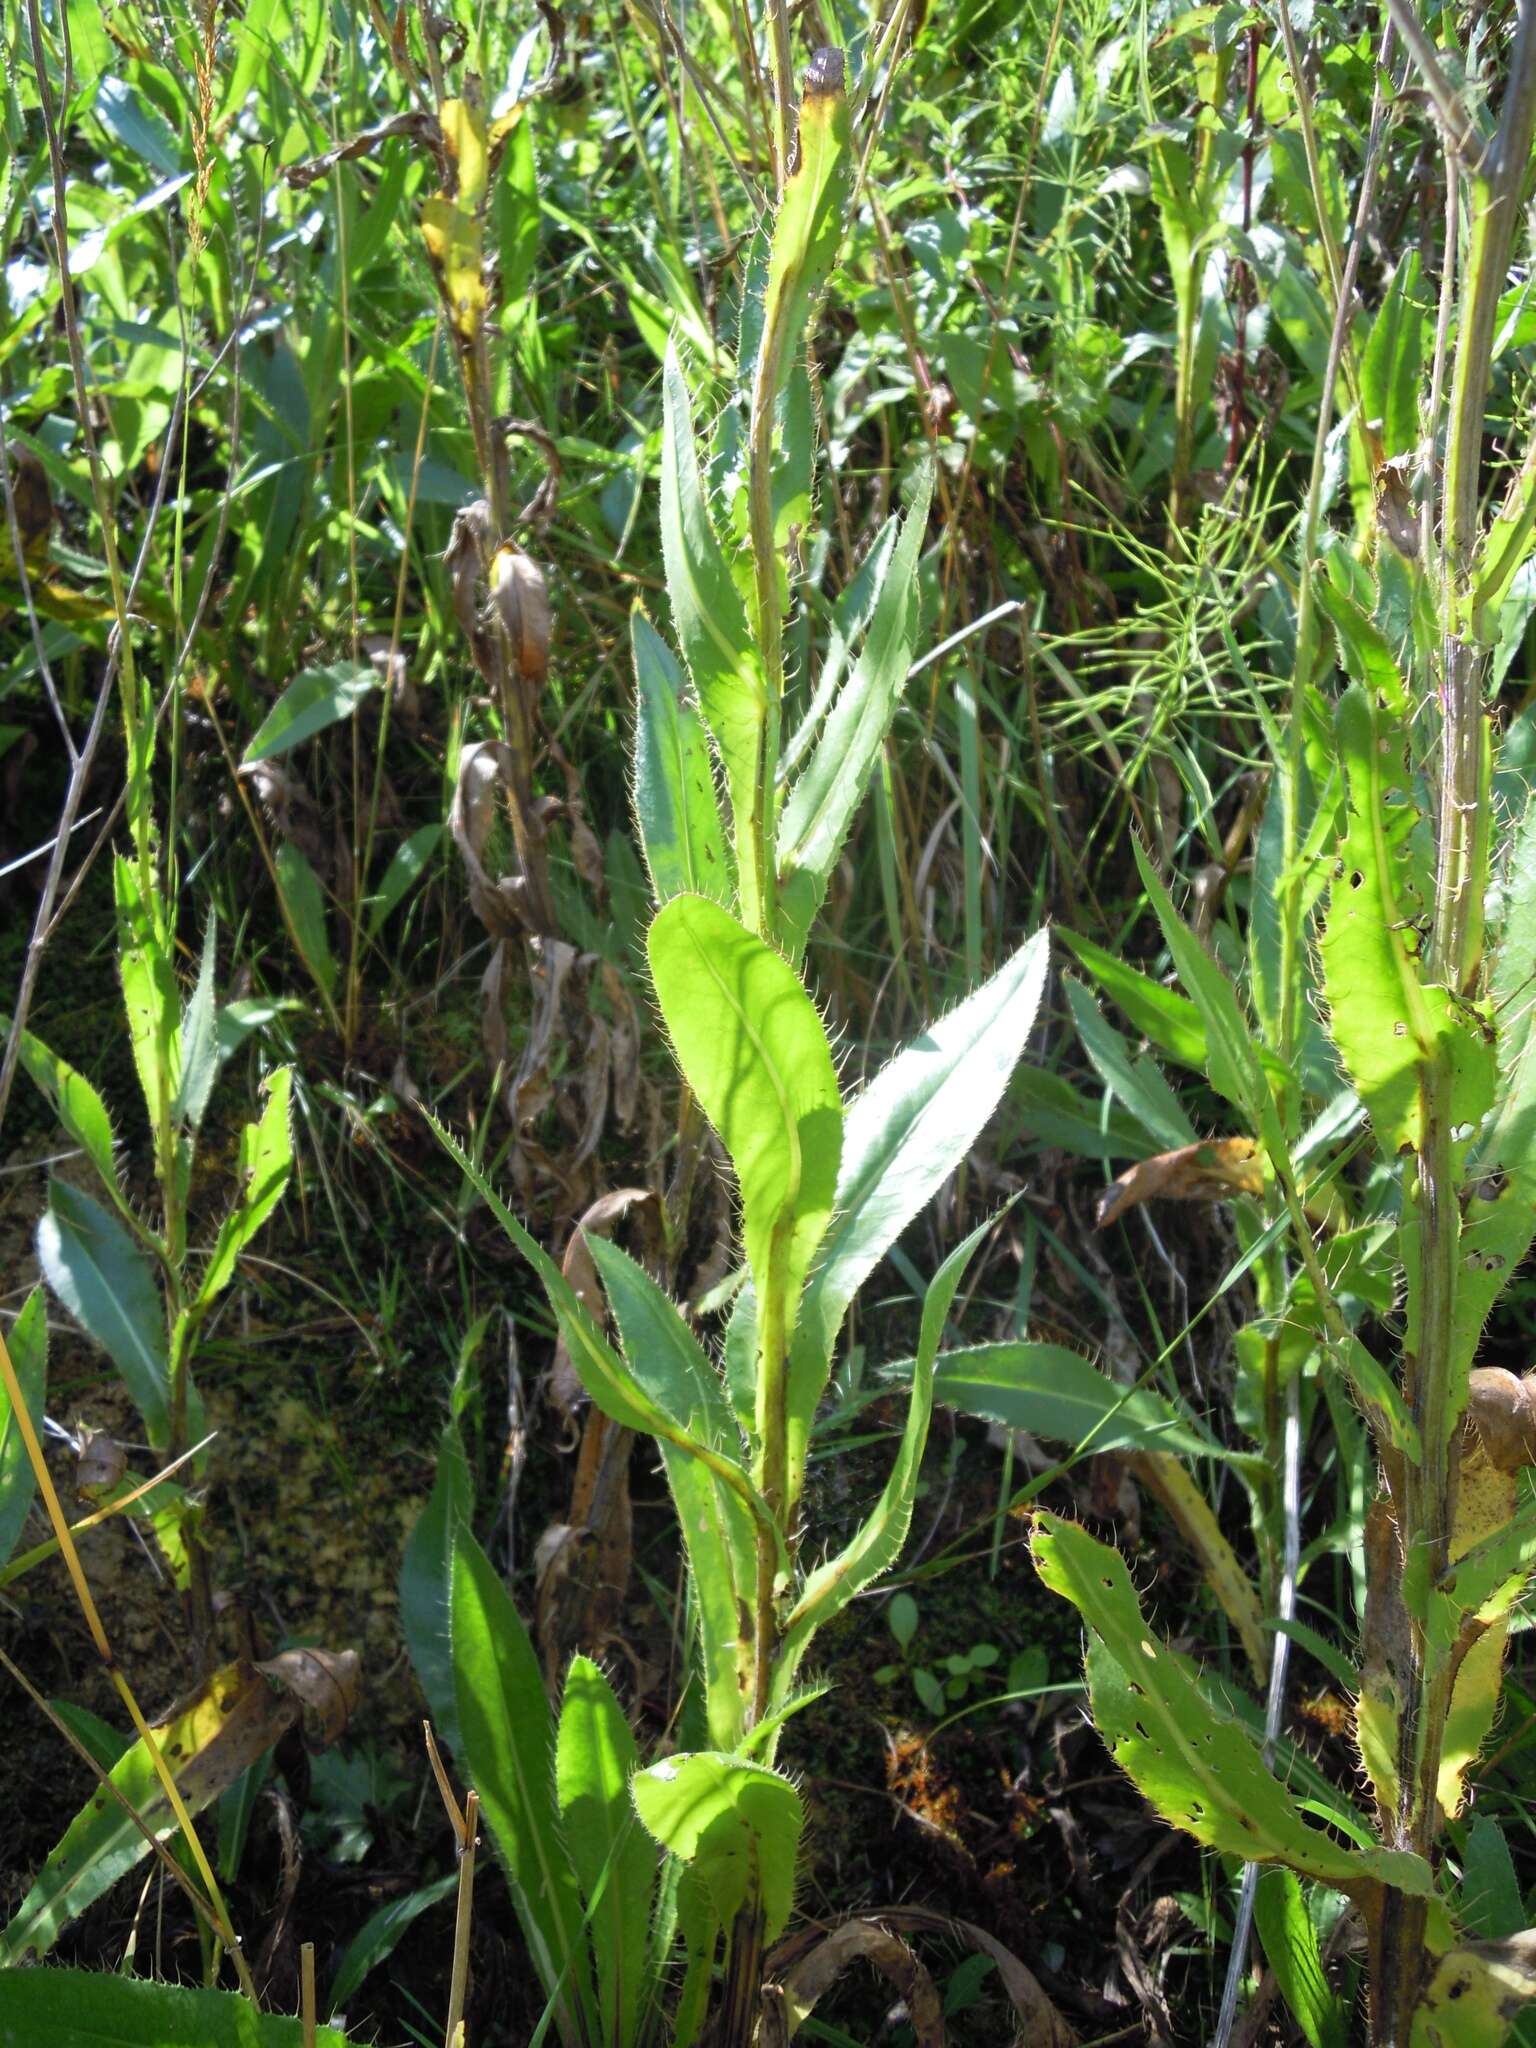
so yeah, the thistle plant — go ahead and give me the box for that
[417,43,1052,2046]
[1015,6,1536,2041]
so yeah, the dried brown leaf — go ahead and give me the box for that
[256,1646,361,1746]
[1094,1136,1263,1231]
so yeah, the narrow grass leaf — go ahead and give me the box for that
[1065,978,1196,1152]
[275,844,337,1002]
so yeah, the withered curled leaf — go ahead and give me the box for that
[1095,1136,1263,1230]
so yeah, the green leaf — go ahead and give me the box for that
[647,894,842,1450]
[748,53,854,430]
[1253,1869,1350,2048]
[1055,928,1209,1071]
[199,1067,293,1305]
[1065,976,1196,1152]
[0,1967,350,2045]
[1030,1511,1429,1897]
[275,844,337,1002]
[631,1751,802,1943]
[787,929,1049,1494]
[1321,687,1494,1155]
[777,464,933,946]
[777,1214,993,1698]
[431,1117,777,1551]
[114,854,180,1141]
[0,1018,121,1201]
[630,607,733,908]
[585,1234,737,1450]
[450,1530,597,2040]
[931,1341,1220,1459]
[1,1660,301,1963]
[366,824,443,940]
[1461,1815,1525,1940]
[174,914,220,1132]
[242,661,377,764]
[0,1286,46,1566]
[557,1655,658,2047]
[659,347,768,929]
[1129,837,1274,1136]
[659,1440,759,1753]
[1008,1067,1153,1160]
[400,1424,472,1757]
[37,1179,170,1446]
[326,1873,458,2019]
[1360,250,1424,463]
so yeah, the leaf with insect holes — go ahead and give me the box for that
[0,1287,46,1567]
[1030,1511,1432,1897]
[0,1969,351,2046]
[450,1529,599,2041]
[630,607,733,908]
[37,1179,169,1446]
[647,895,841,1447]
[557,1656,660,2048]
[1321,686,1494,1157]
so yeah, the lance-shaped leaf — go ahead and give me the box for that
[37,1179,170,1446]
[557,1655,659,2048]
[660,1441,759,1753]
[0,1286,46,1567]
[930,1340,1222,1460]
[1254,1869,1351,2048]
[399,1424,472,1756]
[430,1116,780,1556]
[242,662,377,765]
[585,1233,737,1451]
[0,1658,320,1962]
[630,607,733,908]
[747,49,854,432]
[199,1066,293,1305]
[777,464,933,949]
[659,347,768,926]
[647,895,842,1451]
[0,1968,350,2046]
[173,914,220,1133]
[632,1751,803,1944]
[1065,976,1196,1153]
[0,1018,121,1203]
[783,930,1049,1496]
[114,853,180,1140]
[1030,1511,1431,1898]
[776,1215,990,1697]
[451,1530,598,2043]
